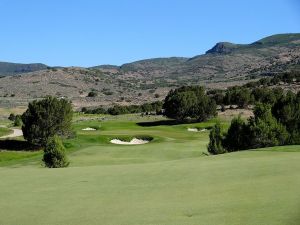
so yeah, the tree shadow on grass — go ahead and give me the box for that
[0,140,40,151]
[137,120,181,127]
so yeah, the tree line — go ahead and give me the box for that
[244,70,300,88]
[208,90,300,154]
[82,101,163,115]
[209,71,300,108]
[208,86,285,108]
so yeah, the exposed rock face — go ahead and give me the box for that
[206,42,239,54]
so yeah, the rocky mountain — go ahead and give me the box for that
[206,42,241,54]
[112,33,300,80]
[0,33,299,108]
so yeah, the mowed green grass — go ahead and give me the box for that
[0,126,12,137]
[0,114,300,225]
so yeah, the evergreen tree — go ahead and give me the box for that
[43,135,69,168]
[223,116,249,151]
[272,91,300,144]
[163,86,217,122]
[22,96,73,147]
[207,122,226,154]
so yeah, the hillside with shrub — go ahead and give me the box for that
[0,33,299,108]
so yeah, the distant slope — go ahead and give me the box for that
[120,57,188,71]
[96,33,300,81]
[0,62,48,76]
[0,33,299,108]
[252,33,300,45]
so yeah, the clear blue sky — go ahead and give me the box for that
[0,0,299,67]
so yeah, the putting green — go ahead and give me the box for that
[0,114,299,225]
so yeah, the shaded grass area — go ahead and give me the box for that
[0,139,42,167]
[0,139,39,151]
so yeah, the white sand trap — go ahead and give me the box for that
[82,127,97,131]
[187,128,207,132]
[110,138,149,145]
[0,128,23,139]
[187,128,199,132]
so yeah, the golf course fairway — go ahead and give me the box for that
[0,114,299,225]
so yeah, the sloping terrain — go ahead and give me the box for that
[0,33,299,108]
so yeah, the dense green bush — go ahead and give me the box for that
[212,101,291,154]
[43,135,69,168]
[207,89,225,105]
[247,103,289,148]
[13,115,22,126]
[251,87,283,105]
[87,91,97,97]
[272,91,300,144]
[22,96,73,147]
[8,113,22,126]
[224,87,252,108]
[223,116,250,151]
[163,86,217,122]
[8,113,16,121]
[207,122,226,155]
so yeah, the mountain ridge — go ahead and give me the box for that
[0,62,48,76]
[1,33,299,77]
[0,33,299,108]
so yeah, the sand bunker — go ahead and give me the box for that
[82,127,97,131]
[110,138,149,145]
[187,128,198,132]
[187,128,207,132]
[0,128,23,139]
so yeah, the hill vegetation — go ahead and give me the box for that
[0,33,299,108]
